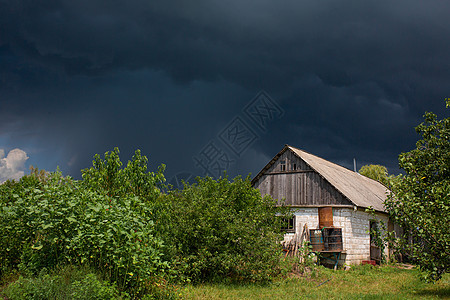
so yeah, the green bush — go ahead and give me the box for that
[80,148,165,202]
[0,162,168,296]
[155,175,289,283]
[1,148,294,295]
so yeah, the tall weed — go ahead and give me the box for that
[2,265,120,300]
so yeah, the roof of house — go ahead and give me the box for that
[252,145,389,212]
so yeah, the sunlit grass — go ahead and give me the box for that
[179,265,450,299]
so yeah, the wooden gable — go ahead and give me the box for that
[253,147,353,207]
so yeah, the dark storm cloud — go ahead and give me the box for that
[1,0,449,179]
[3,1,449,89]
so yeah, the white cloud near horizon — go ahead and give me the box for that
[0,148,29,183]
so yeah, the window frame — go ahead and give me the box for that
[280,216,295,233]
[280,160,286,171]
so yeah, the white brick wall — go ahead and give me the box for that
[284,207,390,265]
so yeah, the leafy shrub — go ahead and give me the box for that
[155,175,289,283]
[0,171,56,275]
[1,148,294,295]
[81,147,165,202]
[0,153,168,296]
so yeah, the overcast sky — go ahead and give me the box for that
[1,0,449,185]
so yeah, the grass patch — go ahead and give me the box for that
[1,264,448,299]
[0,265,121,300]
[179,265,450,299]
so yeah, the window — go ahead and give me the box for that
[280,160,286,171]
[292,163,297,171]
[280,216,295,233]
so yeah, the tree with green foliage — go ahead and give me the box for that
[155,175,290,283]
[359,164,391,186]
[385,99,450,281]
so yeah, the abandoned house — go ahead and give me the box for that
[252,145,397,266]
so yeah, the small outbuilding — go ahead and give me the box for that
[252,145,397,266]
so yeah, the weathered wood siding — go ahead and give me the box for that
[253,149,352,206]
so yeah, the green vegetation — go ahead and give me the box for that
[180,265,450,299]
[0,148,289,298]
[386,99,450,282]
[358,99,450,282]
[358,164,392,186]
[0,166,167,297]
[2,265,120,300]
[2,264,449,299]
[81,148,165,201]
[155,176,289,283]
[1,102,449,297]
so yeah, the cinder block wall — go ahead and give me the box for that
[284,207,389,265]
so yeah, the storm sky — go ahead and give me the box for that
[1,0,449,184]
